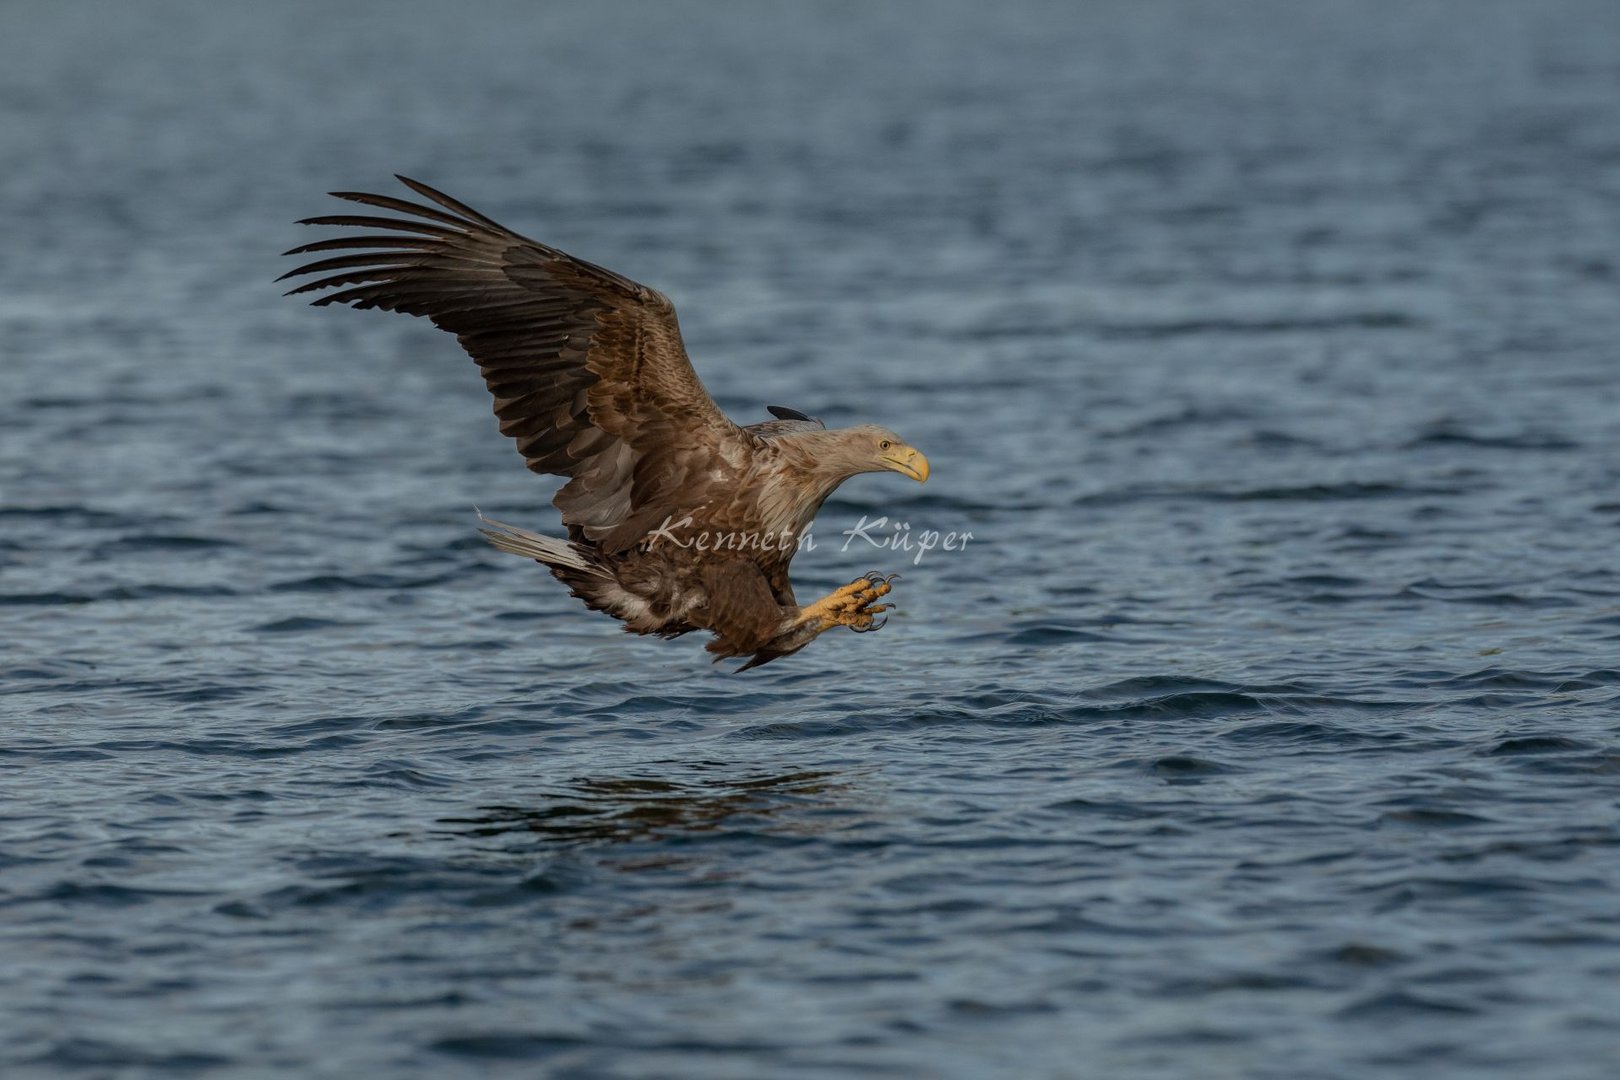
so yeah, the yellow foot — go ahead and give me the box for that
[798,572,899,633]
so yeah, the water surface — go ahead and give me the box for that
[3,2,1620,1076]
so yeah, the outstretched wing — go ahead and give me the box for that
[280,175,752,554]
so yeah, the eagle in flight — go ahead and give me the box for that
[281,177,928,669]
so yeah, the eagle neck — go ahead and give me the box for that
[761,434,864,541]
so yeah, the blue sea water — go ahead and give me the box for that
[3,1,1620,1076]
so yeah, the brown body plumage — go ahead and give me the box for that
[281,176,927,669]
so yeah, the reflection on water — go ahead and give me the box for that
[440,767,846,848]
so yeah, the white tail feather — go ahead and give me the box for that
[475,510,604,575]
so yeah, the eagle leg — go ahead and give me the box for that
[729,573,898,671]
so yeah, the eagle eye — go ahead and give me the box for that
[880,440,892,450]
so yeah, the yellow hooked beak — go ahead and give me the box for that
[882,445,930,484]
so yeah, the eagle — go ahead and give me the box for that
[280,176,929,670]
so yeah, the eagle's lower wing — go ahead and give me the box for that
[281,176,751,554]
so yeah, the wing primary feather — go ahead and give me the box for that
[295,214,461,237]
[395,175,513,232]
[275,251,420,281]
[282,236,441,256]
[284,268,411,297]
[327,190,474,228]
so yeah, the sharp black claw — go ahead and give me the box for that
[884,573,901,585]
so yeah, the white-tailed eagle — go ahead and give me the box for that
[281,177,928,669]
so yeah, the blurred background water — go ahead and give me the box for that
[3,1,1620,1076]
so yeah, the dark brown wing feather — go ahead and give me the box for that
[280,175,752,554]
[700,562,786,659]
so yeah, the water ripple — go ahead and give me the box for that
[4,3,1620,1078]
